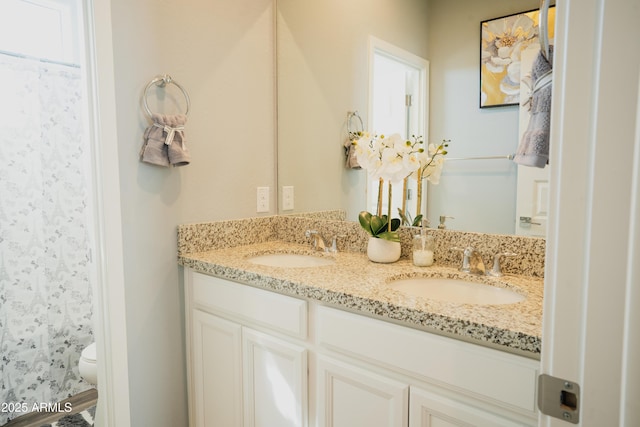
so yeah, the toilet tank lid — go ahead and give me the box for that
[82,342,96,362]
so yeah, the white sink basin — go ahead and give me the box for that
[388,277,525,305]
[247,253,335,268]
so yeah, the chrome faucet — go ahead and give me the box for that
[305,230,337,253]
[487,252,518,277]
[451,246,485,275]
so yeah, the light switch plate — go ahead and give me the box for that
[257,187,269,213]
[282,186,294,210]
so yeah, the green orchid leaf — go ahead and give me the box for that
[359,211,402,238]
[370,215,387,235]
[378,231,401,242]
[412,214,423,227]
[358,211,373,235]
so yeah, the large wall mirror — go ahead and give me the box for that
[277,0,547,237]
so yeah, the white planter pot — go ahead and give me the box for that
[367,237,401,263]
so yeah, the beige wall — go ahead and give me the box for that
[109,0,275,425]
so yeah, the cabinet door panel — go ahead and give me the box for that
[316,356,409,427]
[409,387,529,427]
[243,328,308,427]
[316,305,538,413]
[192,310,243,427]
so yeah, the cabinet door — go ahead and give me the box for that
[409,387,529,427]
[316,356,409,427]
[243,328,308,427]
[191,310,243,427]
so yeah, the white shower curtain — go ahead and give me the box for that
[0,52,95,424]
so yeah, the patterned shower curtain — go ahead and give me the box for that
[0,53,95,424]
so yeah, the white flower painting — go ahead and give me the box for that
[480,7,555,107]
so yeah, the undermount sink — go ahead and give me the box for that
[388,277,525,305]
[247,253,335,268]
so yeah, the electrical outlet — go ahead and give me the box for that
[282,186,294,210]
[257,187,269,213]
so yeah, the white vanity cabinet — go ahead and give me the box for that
[186,270,308,427]
[314,306,539,427]
[184,269,540,427]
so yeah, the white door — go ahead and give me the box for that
[541,0,640,426]
[316,356,408,427]
[243,328,308,427]
[191,310,243,427]
[409,387,529,427]
[515,47,549,237]
[367,37,429,219]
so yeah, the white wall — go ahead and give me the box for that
[109,0,275,425]
[427,0,538,234]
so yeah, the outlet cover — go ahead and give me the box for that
[282,186,294,210]
[257,187,269,213]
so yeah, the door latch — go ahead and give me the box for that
[538,374,580,424]
[520,216,541,226]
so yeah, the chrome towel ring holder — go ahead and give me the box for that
[347,111,364,138]
[143,74,191,117]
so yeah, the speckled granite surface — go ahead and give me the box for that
[178,214,545,358]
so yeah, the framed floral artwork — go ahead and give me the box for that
[480,7,555,108]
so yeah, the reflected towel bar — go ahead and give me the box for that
[539,0,552,61]
[446,154,515,161]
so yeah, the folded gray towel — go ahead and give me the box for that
[344,137,361,169]
[140,113,190,167]
[514,46,553,168]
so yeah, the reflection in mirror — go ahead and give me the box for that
[277,0,545,236]
[366,37,429,221]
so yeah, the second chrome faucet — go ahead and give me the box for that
[452,246,517,277]
[452,246,486,275]
[305,230,338,253]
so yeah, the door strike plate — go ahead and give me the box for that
[538,374,580,424]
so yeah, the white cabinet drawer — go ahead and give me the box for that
[316,305,538,413]
[190,272,307,339]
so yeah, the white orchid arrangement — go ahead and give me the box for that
[352,132,449,238]
[353,132,448,184]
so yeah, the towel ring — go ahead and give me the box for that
[143,74,191,117]
[347,111,364,138]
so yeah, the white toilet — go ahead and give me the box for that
[79,342,97,386]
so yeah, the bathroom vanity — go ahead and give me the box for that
[178,215,545,427]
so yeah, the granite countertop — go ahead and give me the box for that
[179,240,543,359]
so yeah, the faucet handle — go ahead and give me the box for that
[329,235,342,254]
[305,230,325,251]
[438,216,455,229]
[487,252,518,277]
[450,246,475,273]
